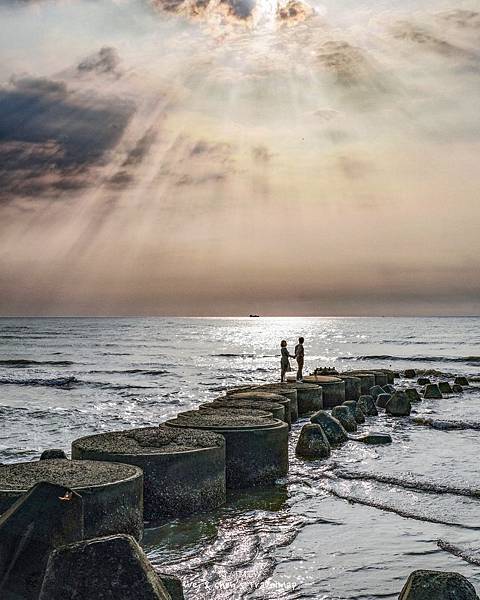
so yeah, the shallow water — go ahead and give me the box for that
[1,316,480,598]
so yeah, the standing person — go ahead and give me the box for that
[295,337,305,382]
[280,340,294,383]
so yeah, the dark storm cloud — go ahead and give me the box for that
[77,47,122,77]
[0,76,135,201]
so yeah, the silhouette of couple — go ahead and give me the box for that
[280,337,304,383]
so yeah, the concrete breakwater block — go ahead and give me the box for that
[398,569,479,600]
[228,391,292,426]
[0,481,83,600]
[424,383,443,399]
[336,376,361,402]
[454,376,469,387]
[72,426,226,522]
[0,459,143,540]
[331,406,357,432]
[357,395,378,416]
[404,369,416,379]
[285,380,324,414]
[40,449,68,460]
[438,381,453,394]
[342,372,376,395]
[385,391,411,416]
[376,394,392,409]
[310,411,348,445]
[201,398,285,422]
[166,411,289,488]
[348,432,392,445]
[417,377,431,386]
[295,424,331,459]
[453,383,464,393]
[370,385,386,400]
[290,376,345,411]
[405,388,421,403]
[39,534,171,600]
[252,384,299,422]
[343,400,365,424]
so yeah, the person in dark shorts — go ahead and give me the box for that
[294,337,305,382]
[280,340,295,382]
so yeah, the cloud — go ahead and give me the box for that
[391,21,473,60]
[77,47,122,78]
[437,9,480,29]
[251,145,274,162]
[0,76,135,201]
[276,0,313,26]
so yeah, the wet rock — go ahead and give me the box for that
[386,391,411,416]
[369,385,386,400]
[331,406,357,432]
[39,534,171,600]
[398,569,479,600]
[157,573,184,600]
[348,432,392,445]
[0,482,83,600]
[417,377,431,386]
[383,384,396,394]
[424,384,443,399]
[454,376,469,387]
[404,369,416,379]
[295,424,331,459]
[343,400,365,424]
[453,384,464,393]
[310,411,348,445]
[394,371,401,378]
[40,449,68,460]
[405,388,421,403]
[438,381,453,394]
[376,393,392,409]
[357,395,378,416]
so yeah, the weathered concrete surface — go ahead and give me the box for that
[383,384,396,394]
[228,391,291,427]
[39,534,171,600]
[285,381,323,415]
[454,376,470,387]
[386,391,411,416]
[424,384,443,399]
[342,372,376,395]
[0,459,143,540]
[357,395,378,416]
[166,411,289,488]
[0,482,83,600]
[202,398,285,422]
[295,424,331,459]
[438,381,453,394]
[369,385,386,401]
[348,432,392,445]
[336,376,361,402]
[292,376,345,410]
[376,393,392,409]
[404,369,416,379]
[343,400,365,424]
[72,426,226,522]
[417,377,431,386]
[40,449,68,460]
[398,569,479,600]
[453,384,464,393]
[157,572,184,600]
[253,384,299,422]
[331,406,357,432]
[310,411,348,445]
[405,388,421,403]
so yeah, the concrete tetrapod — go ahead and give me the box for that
[310,411,348,445]
[295,424,331,459]
[331,406,357,432]
[342,372,376,395]
[424,384,443,399]
[357,395,378,416]
[0,481,83,600]
[166,411,289,489]
[343,400,365,424]
[200,398,285,422]
[227,391,291,427]
[0,459,143,540]
[398,570,479,600]
[285,380,324,415]
[39,534,171,600]
[72,426,226,522]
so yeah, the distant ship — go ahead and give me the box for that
[249,314,260,318]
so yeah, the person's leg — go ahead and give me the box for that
[281,366,285,382]
[297,359,304,381]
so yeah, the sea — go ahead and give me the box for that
[1,316,480,599]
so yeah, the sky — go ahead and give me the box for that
[0,0,479,316]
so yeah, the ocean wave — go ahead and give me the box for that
[0,358,74,367]
[437,539,480,566]
[212,353,257,358]
[88,368,170,376]
[340,354,480,364]
[0,376,77,388]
